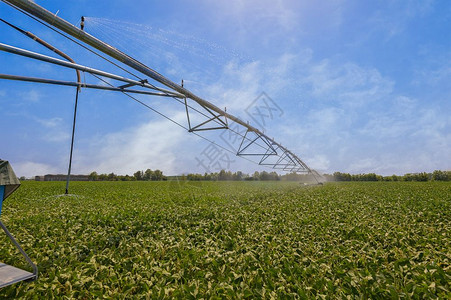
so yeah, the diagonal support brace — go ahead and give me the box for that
[237,130,278,156]
[185,97,228,132]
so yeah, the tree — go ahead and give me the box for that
[152,169,164,181]
[120,175,132,181]
[260,171,270,181]
[187,173,203,181]
[416,172,429,182]
[88,171,98,181]
[233,171,244,181]
[432,170,449,181]
[218,170,227,181]
[391,175,399,181]
[143,169,153,181]
[269,172,280,181]
[133,171,143,181]
[333,172,351,181]
[253,171,260,181]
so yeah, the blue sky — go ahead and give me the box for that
[1,0,450,177]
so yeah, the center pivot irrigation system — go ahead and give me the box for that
[0,0,323,191]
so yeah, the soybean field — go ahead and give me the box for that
[0,181,449,298]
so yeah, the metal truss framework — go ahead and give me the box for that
[0,0,321,182]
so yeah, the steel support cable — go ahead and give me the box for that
[88,72,294,170]
[0,19,266,179]
[0,73,296,170]
[0,40,281,162]
[3,0,314,176]
[2,0,311,173]
[1,1,293,166]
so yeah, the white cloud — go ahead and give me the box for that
[199,51,312,119]
[347,147,451,176]
[199,0,345,36]
[414,60,451,89]
[19,89,42,103]
[369,0,434,39]
[32,117,70,142]
[35,117,64,128]
[201,0,299,31]
[301,61,394,107]
[306,154,330,171]
[14,161,59,178]
[42,131,71,143]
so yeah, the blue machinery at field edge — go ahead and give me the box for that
[0,160,38,288]
[0,0,323,190]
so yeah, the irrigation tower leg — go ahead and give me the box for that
[0,220,38,278]
[65,87,80,194]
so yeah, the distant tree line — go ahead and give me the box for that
[329,170,450,182]
[175,171,314,181]
[87,169,283,182]
[88,169,167,181]
[182,170,281,181]
[86,169,450,182]
[182,170,450,182]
